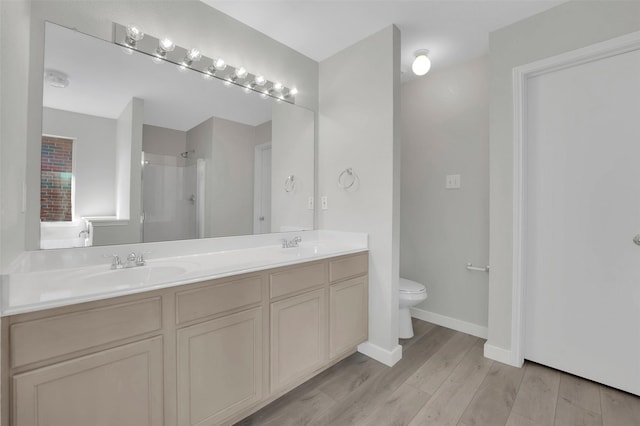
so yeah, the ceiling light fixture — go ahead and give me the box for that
[412,49,431,76]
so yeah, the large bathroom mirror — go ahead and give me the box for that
[40,22,314,249]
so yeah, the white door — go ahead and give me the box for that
[253,143,272,234]
[524,47,640,395]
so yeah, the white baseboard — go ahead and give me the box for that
[410,307,488,339]
[483,342,523,367]
[357,341,402,367]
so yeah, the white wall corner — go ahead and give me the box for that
[357,341,402,367]
[410,307,488,339]
[483,342,523,367]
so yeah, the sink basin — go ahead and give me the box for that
[280,242,348,258]
[80,264,190,289]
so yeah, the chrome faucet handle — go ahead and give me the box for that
[293,236,302,243]
[125,252,136,266]
[136,251,151,266]
[281,238,288,248]
[103,254,123,270]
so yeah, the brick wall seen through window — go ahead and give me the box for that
[41,136,73,221]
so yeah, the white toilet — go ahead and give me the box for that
[399,278,428,339]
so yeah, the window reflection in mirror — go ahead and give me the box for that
[40,22,314,249]
[41,135,74,222]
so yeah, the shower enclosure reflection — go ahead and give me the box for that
[141,152,204,243]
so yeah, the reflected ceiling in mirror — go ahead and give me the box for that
[43,22,272,131]
[40,22,315,250]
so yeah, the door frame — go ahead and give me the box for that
[510,30,640,367]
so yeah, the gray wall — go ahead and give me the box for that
[488,1,640,353]
[1,0,31,270]
[0,0,318,270]
[318,26,401,361]
[142,125,187,157]
[210,117,261,237]
[42,108,117,218]
[255,121,272,146]
[401,56,489,330]
[271,102,314,232]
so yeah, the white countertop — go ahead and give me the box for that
[1,231,368,316]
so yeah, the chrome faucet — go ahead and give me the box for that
[281,236,302,248]
[105,252,148,269]
[126,252,148,267]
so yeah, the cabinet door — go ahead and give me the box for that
[177,307,263,426]
[270,288,326,394]
[13,336,164,426]
[329,276,368,359]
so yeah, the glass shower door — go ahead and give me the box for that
[142,153,200,243]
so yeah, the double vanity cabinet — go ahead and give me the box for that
[1,251,368,426]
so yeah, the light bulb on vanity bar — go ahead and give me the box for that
[152,37,175,64]
[125,24,144,47]
[235,66,248,79]
[182,48,202,67]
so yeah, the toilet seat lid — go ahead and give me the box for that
[399,278,426,294]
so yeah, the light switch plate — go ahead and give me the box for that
[321,196,328,210]
[307,196,314,210]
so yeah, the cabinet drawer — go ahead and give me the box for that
[176,276,262,325]
[329,253,368,283]
[270,262,327,299]
[11,297,162,368]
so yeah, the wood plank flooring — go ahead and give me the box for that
[236,319,640,426]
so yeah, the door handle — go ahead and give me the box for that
[633,234,640,246]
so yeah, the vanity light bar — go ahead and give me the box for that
[113,23,297,104]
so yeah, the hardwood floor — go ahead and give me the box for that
[236,319,640,426]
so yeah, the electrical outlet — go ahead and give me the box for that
[307,196,314,210]
[321,196,328,210]
[445,174,461,189]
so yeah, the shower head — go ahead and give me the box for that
[180,150,195,159]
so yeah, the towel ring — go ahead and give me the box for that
[338,168,358,190]
[284,175,295,192]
